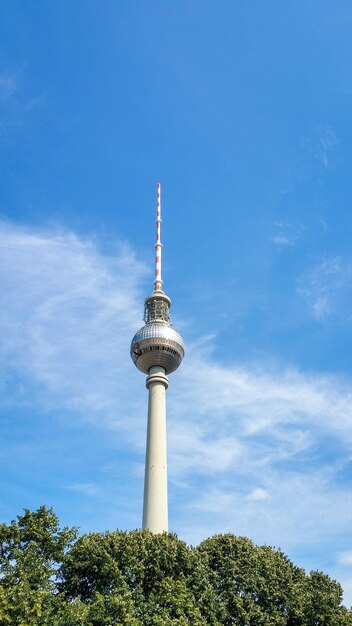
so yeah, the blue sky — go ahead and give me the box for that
[1,0,352,605]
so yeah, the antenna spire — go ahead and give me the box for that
[154,182,163,291]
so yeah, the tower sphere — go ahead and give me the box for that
[131,320,184,375]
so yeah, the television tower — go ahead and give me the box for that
[130,184,184,533]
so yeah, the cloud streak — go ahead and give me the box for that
[301,125,338,169]
[0,74,18,101]
[272,221,303,247]
[297,256,352,321]
[0,222,146,428]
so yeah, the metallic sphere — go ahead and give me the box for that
[131,322,184,375]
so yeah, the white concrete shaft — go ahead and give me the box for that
[142,365,169,533]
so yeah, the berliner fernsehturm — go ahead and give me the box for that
[130,184,184,533]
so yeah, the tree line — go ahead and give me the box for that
[0,506,350,625]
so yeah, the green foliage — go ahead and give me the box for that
[303,570,349,626]
[198,534,306,625]
[60,530,218,625]
[198,535,352,626]
[0,506,77,625]
[1,507,352,625]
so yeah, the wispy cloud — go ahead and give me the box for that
[170,348,352,556]
[68,483,101,497]
[0,74,18,101]
[0,222,146,431]
[272,234,296,247]
[272,222,302,247]
[301,125,338,169]
[246,487,269,501]
[0,69,45,136]
[339,552,352,566]
[297,256,352,321]
[314,126,338,168]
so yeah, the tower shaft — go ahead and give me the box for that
[142,366,169,532]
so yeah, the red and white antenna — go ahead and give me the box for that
[154,182,163,291]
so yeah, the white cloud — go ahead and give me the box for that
[297,256,352,321]
[194,489,236,513]
[272,234,296,247]
[0,222,146,432]
[314,126,338,168]
[0,74,18,100]
[0,70,46,137]
[68,483,101,497]
[168,421,242,478]
[246,487,269,501]
[339,552,352,566]
[272,221,302,248]
[175,351,352,442]
[301,125,337,169]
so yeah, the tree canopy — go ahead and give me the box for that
[0,507,350,625]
